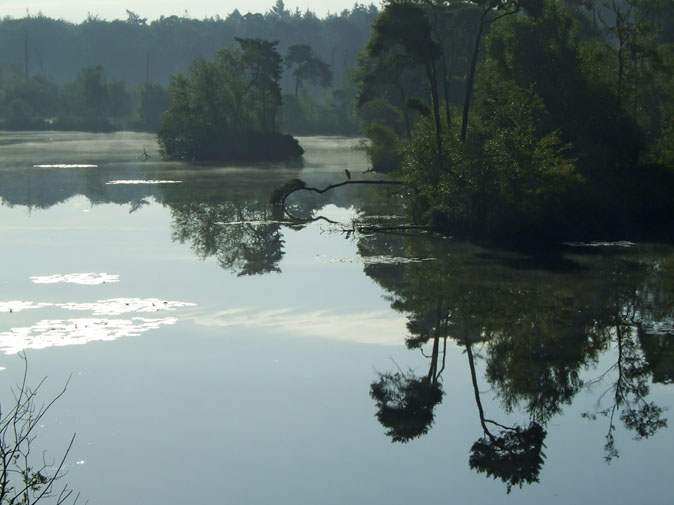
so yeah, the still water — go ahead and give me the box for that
[0,132,673,504]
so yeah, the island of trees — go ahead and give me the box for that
[157,37,303,161]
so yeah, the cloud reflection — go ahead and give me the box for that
[194,307,407,345]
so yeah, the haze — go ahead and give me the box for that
[2,0,360,22]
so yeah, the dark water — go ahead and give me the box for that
[0,132,672,504]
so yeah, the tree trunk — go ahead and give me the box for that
[427,62,445,172]
[461,6,489,143]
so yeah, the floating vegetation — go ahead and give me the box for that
[55,298,196,316]
[0,296,196,354]
[0,316,178,355]
[30,272,120,285]
[0,301,53,313]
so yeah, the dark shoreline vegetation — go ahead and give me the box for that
[1,0,674,245]
[353,0,674,247]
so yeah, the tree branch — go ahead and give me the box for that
[280,179,406,207]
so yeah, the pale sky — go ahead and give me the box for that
[2,0,376,22]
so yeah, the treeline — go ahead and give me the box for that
[0,1,377,134]
[355,0,674,244]
[0,63,169,131]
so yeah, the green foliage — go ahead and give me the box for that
[236,37,284,132]
[0,7,380,134]
[0,7,378,88]
[157,39,303,161]
[402,82,581,243]
[285,43,332,99]
[387,0,674,243]
[134,82,170,132]
[359,2,445,172]
[367,3,440,64]
[281,79,360,136]
[362,122,403,173]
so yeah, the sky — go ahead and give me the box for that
[1,0,373,22]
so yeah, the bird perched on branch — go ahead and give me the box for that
[344,169,351,180]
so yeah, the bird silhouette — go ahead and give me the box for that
[345,169,351,180]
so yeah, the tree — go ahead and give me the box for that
[1,356,78,504]
[366,2,445,171]
[235,37,284,132]
[459,0,541,142]
[136,82,170,131]
[157,42,303,161]
[285,43,332,99]
[268,0,289,19]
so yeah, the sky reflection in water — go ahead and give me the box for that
[0,132,672,505]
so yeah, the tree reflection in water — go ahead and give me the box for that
[164,175,290,276]
[170,201,285,276]
[360,233,673,492]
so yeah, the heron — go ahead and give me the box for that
[345,169,351,180]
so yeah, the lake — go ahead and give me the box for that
[1,131,673,504]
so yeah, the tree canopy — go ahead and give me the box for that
[157,37,303,161]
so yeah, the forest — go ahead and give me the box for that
[0,1,375,134]
[1,0,674,242]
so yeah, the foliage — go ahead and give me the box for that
[134,82,170,131]
[0,6,379,135]
[157,39,303,161]
[356,1,446,172]
[378,0,674,244]
[284,43,331,99]
[401,81,581,243]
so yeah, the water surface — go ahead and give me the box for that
[1,132,673,504]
